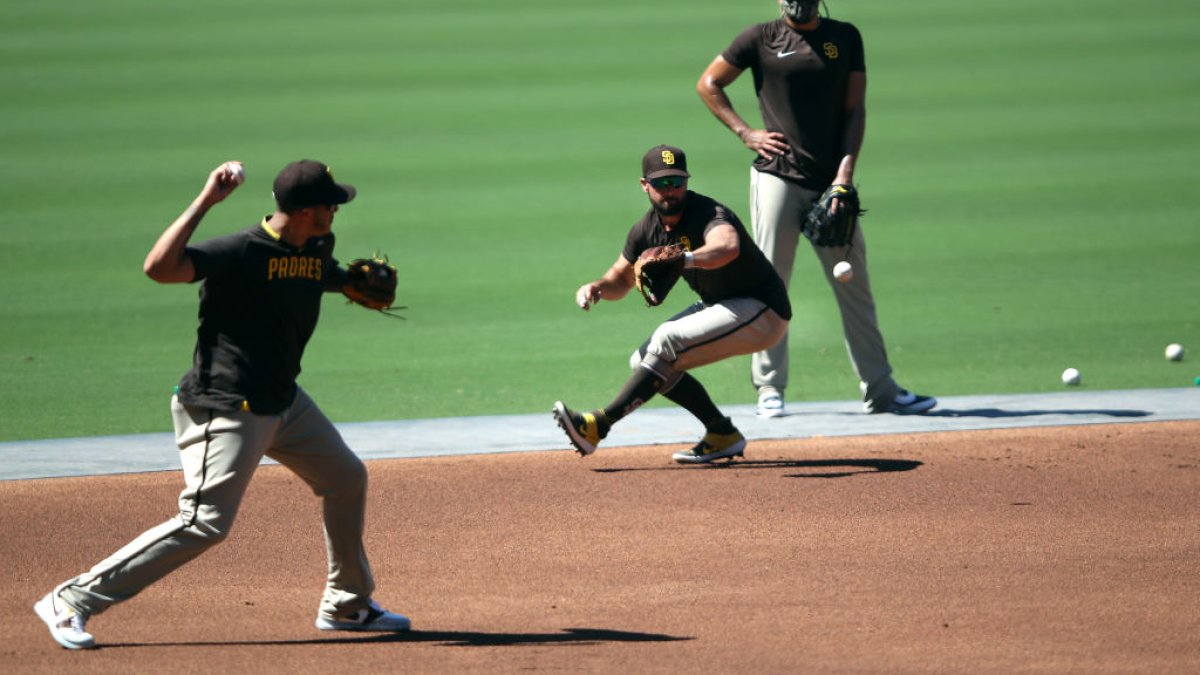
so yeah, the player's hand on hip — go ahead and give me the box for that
[739,129,789,160]
[576,283,601,311]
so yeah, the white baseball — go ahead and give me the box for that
[226,162,245,185]
[1061,367,1081,386]
[1165,343,1184,362]
[575,285,594,310]
[833,261,853,283]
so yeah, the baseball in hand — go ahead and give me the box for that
[833,261,853,283]
[1165,343,1184,361]
[226,161,245,185]
[1061,367,1081,386]
[575,285,596,310]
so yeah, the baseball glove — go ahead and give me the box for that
[343,253,404,317]
[633,244,687,307]
[802,183,863,247]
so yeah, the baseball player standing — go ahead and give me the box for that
[554,145,791,464]
[33,160,410,650]
[697,0,936,417]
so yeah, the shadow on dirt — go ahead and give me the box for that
[921,408,1149,419]
[104,627,692,649]
[595,458,922,478]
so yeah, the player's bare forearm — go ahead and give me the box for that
[698,56,788,159]
[834,154,857,187]
[837,73,867,184]
[594,268,634,301]
[575,259,634,310]
[836,113,865,184]
[690,223,740,269]
[143,200,206,283]
[144,162,243,283]
[697,78,748,138]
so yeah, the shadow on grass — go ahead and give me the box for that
[595,458,922,478]
[104,627,692,649]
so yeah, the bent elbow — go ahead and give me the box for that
[697,75,722,101]
[143,258,168,282]
[143,262,162,282]
[144,258,189,284]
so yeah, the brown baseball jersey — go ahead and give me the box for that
[622,191,792,320]
[722,18,866,189]
[178,219,346,414]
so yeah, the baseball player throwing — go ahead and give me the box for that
[34,160,410,649]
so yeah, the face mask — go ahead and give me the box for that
[781,0,820,23]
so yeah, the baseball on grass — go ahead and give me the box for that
[1165,343,1184,362]
[833,261,854,283]
[1061,367,1081,386]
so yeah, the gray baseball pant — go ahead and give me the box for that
[748,168,900,409]
[56,388,375,619]
[632,297,788,388]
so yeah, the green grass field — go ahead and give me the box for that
[2,0,1198,441]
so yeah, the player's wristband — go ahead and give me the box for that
[683,251,696,269]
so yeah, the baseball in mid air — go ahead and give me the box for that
[1165,343,1184,362]
[1061,367,1081,386]
[833,261,853,283]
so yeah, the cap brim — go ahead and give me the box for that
[332,183,357,205]
[644,169,690,179]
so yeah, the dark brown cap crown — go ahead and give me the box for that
[273,160,357,211]
[642,145,690,179]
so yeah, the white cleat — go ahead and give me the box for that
[34,592,95,650]
[756,392,785,418]
[315,601,411,632]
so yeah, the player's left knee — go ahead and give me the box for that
[628,347,646,371]
[646,328,683,363]
[640,354,683,392]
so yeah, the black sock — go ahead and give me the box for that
[663,374,734,433]
[601,366,665,424]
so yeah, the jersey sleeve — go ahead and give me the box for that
[185,231,245,283]
[720,23,762,70]
[846,23,866,73]
[324,258,348,292]
[702,202,736,237]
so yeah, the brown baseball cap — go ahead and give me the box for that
[272,160,357,211]
[642,145,691,179]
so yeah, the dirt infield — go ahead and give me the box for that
[4,421,1198,674]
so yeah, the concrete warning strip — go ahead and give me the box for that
[2,387,1197,481]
